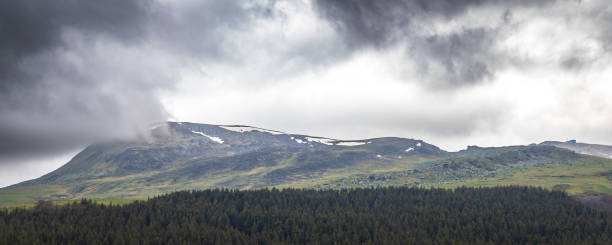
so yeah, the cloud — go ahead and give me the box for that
[2,0,612,181]
[166,49,512,151]
[0,0,149,85]
[409,28,498,87]
[0,0,163,159]
[311,0,557,86]
[0,0,278,161]
[163,0,612,152]
[555,0,612,71]
[148,0,274,63]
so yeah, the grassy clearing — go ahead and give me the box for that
[1,197,146,210]
[0,185,69,207]
[437,157,612,195]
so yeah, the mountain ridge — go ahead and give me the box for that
[540,140,612,159]
[2,122,612,206]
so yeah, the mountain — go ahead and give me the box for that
[2,122,612,206]
[540,140,612,159]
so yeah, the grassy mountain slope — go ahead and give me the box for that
[0,122,443,206]
[312,145,612,191]
[439,155,612,195]
[541,140,612,159]
[2,122,612,206]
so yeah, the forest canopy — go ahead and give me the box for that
[1,186,611,244]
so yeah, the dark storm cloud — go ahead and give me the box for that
[578,1,612,67]
[0,0,149,88]
[412,28,497,87]
[312,0,556,86]
[312,0,555,47]
[0,0,277,161]
[591,2,612,52]
[149,0,277,62]
[3,0,610,168]
[0,0,158,160]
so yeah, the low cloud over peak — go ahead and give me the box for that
[1,0,612,187]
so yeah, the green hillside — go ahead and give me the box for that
[440,156,612,195]
[541,140,612,159]
[2,122,612,207]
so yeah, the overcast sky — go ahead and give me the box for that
[1,0,612,187]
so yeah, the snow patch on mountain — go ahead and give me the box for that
[290,136,307,144]
[219,126,284,135]
[416,142,422,147]
[192,131,224,144]
[405,147,414,152]
[336,141,366,146]
[306,137,335,145]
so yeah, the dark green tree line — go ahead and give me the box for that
[1,186,611,244]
